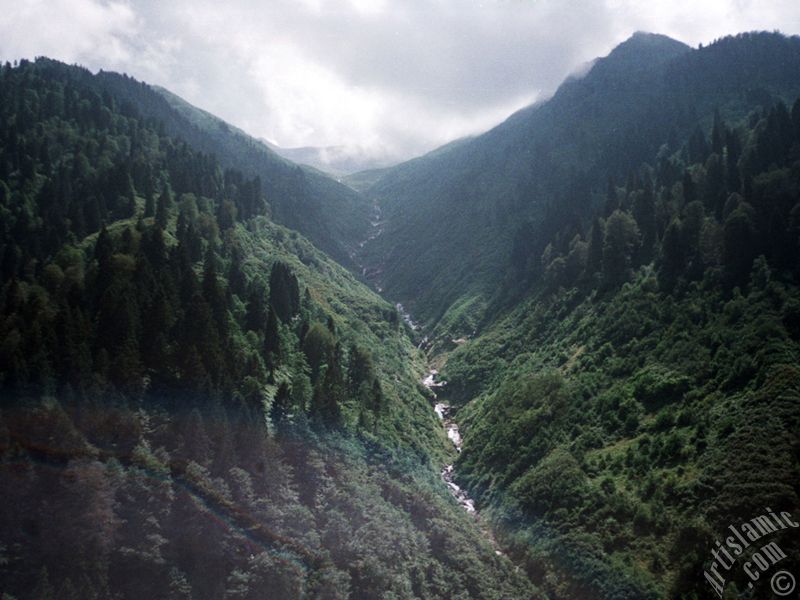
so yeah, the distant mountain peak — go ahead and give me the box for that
[630,30,675,40]
[575,31,692,81]
[608,31,691,62]
[626,30,688,47]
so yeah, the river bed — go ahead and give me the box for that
[355,208,498,548]
[423,370,476,514]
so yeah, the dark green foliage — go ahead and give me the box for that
[424,40,800,600]
[0,58,402,428]
[269,261,300,323]
[1,57,372,270]
[447,265,800,597]
[134,85,371,268]
[263,306,282,367]
[0,398,537,600]
[355,31,800,339]
[0,58,540,600]
[302,322,337,381]
[602,210,640,288]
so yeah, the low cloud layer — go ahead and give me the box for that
[2,0,799,161]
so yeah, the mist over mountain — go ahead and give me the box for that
[261,140,399,177]
[358,31,800,330]
[75,73,373,268]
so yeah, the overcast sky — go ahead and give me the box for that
[2,0,800,161]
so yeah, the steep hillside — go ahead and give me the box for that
[151,87,372,266]
[439,89,800,598]
[0,59,537,599]
[359,32,800,338]
[21,58,372,268]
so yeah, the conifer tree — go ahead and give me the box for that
[270,381,292,425]
[268,261,300,323]
[723,204,758,286]
[245,288,267,333]
[585,217,604,279]
[659,218,684,291]
[632,181,656,263]
[263,307,281,368]
[602,210,640,288]
[155,189,171,230]
[725,128,742,192]
[711,109,724,155]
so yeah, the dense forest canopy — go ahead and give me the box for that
[435,42,800,600]
[0,58,535,600]
[357,32,800,338]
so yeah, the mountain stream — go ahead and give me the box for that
[422,369,476,513]
[354,196,500,552]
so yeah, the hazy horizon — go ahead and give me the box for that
[2,0,800,164]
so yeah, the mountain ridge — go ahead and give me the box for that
[0,56,539,600]
[355,31,800,337]
[63,63,375,268]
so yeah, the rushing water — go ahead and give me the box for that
[425,371,505,557]
[351,200,385,287]
[396,303,419,331]
[355,196,503,554]
[423,370,476,514]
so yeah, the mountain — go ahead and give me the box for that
[442,96,800,596]
[0,58,537,599]
[3,30,800,600]
[360,32,800,599]
[48,66,373,269]
[357,32,800,337]
[262,140,399,176]
[150,85,374,268]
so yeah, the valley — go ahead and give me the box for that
[341,30,800,599]
[350,202,483,524]
[1,28,800,600]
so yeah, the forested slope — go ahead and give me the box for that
[151,86,372,267]
[440,89,800,599]
[358,32,800,339]
[0,59,537,600]
[20,58,372,269]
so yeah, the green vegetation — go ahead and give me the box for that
[344,36,800,596]
[26,58,372,270]
[0,59,537,599]
[3,30,800,600]
[359,32,800,338]
[151,86,372,267]
[442,92,800,598]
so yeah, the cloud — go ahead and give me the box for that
[1,0,799,161]
[0,0,138,68]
